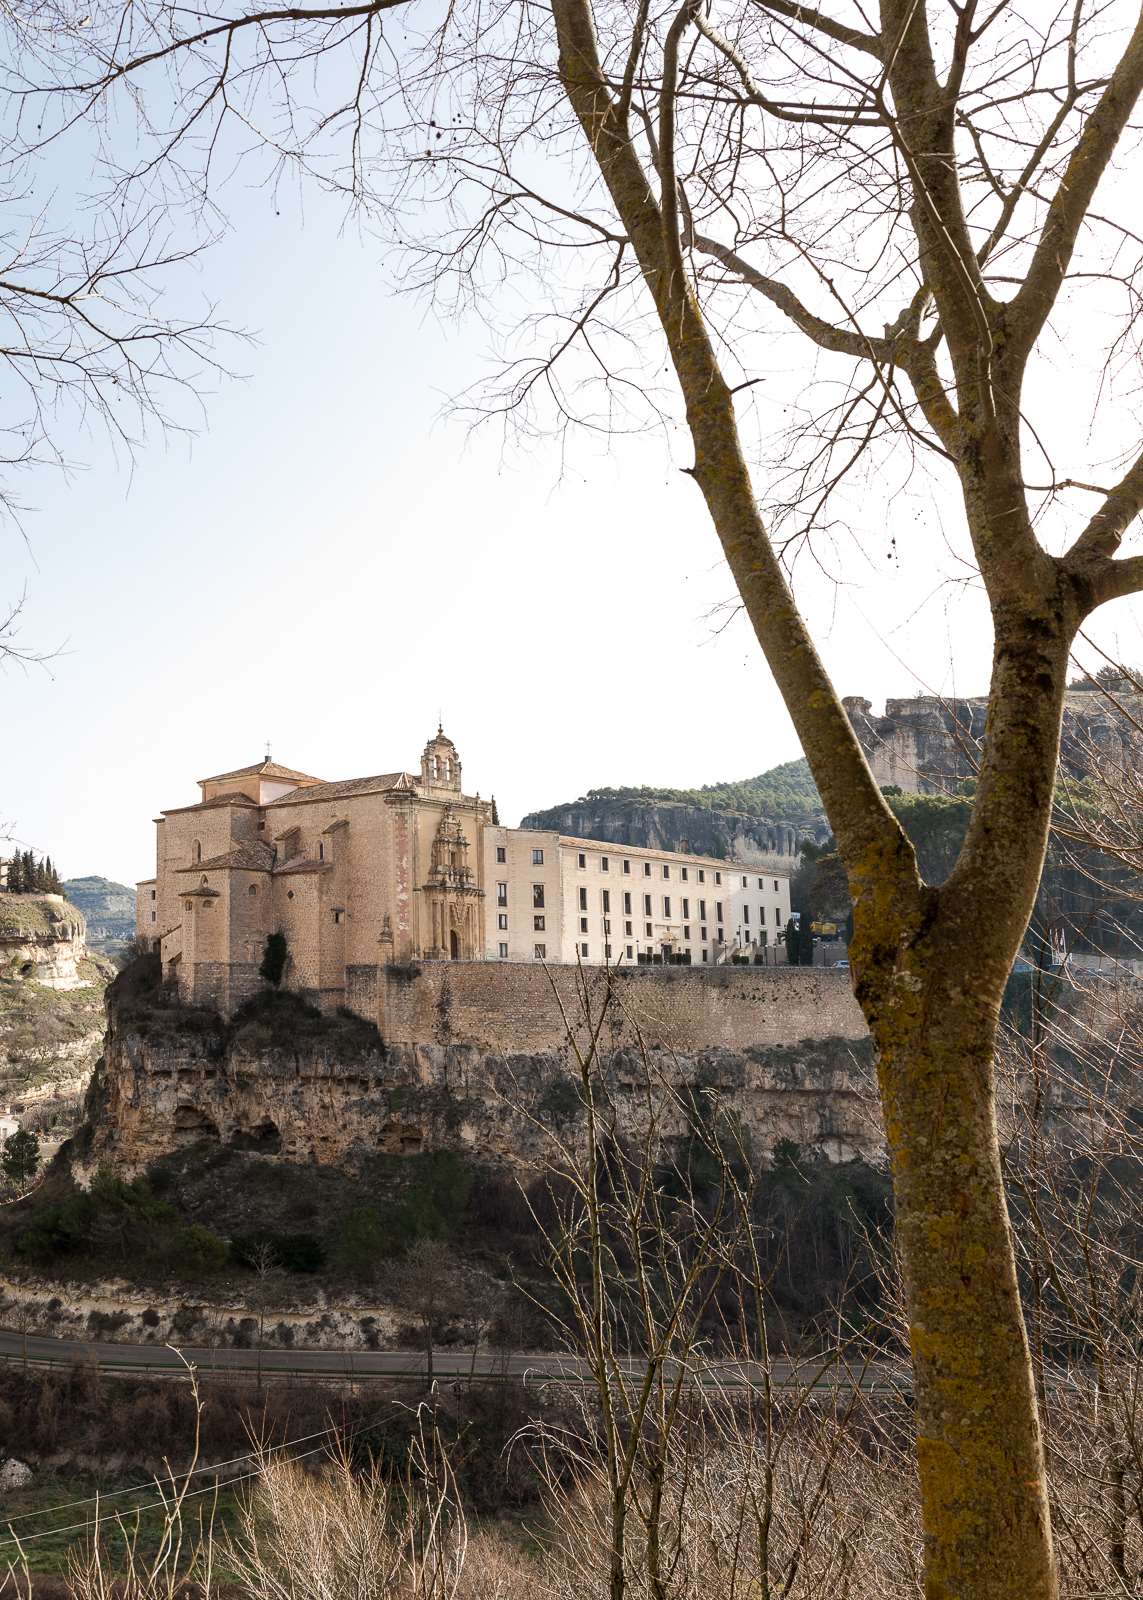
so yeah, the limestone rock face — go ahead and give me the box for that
[0,895,88,989]
[82,992,883,1179]
[846,690,1143,795]
[518,798,821,865]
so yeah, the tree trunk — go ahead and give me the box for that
[874,987,1055,1600]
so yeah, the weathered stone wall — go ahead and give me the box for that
[379,962,865,1054]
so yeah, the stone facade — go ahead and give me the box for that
[138,729,792,1019]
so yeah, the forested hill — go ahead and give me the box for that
[520,759,829,863]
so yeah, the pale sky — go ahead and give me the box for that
[3,110,1141,887]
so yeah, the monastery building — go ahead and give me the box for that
[137,729,791,1016]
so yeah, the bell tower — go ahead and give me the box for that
[420,726,462,793]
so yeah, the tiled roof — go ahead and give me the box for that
[162,792,259,817]
[273,856,333,876]
[269,773,416,804]
[555,834,748,871]
[200,759,322,785]
[177,842,274,874]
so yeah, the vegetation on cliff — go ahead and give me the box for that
[525,757,825,834]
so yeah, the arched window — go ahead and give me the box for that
[200,875,208,886]
[248,884,257,898]
[193,840,202,863]
[318,841,325,862]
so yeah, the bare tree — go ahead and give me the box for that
[11,2,1143,1591]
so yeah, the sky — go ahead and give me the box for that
[3,89,1142,887]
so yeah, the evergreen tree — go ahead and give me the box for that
[259,932,289,987]
[784,917,800,966]
[798,915,815,967]
[6,855,20,893]
[490,795,500,825]
[2,1128,40,1186]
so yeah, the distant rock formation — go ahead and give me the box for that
[843,689,1143,795]
[63,876,136,953]
[519,796,822,866]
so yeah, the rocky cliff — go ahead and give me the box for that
[79,969,882,1179]
[0,897,114,1144]
[519,796,819,865]
[0,895,88,989]
[844,689,1143,795]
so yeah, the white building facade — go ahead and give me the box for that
[484,827,791,967]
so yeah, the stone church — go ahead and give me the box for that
[137,728,492,1014]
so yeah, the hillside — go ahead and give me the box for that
[63,874,136,954]
[520,758,828,862]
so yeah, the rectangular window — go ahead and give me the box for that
[498,913,508,930]
[499,941,508,959]
[150,910,156,923]
[699,899,707,920]
[742,876,748,889]
[605,943,612,958]
[623,860,631,875]
[534,915,545,931]
[717,903,724,923]
[645,922,653,937]
[644,862,652,877]
[663,896,671,917]
[534,943,547,960]
[683,925,691,940]
[744,905,750,924]
[603,918,611,934]
[758,877,764,890]
[700,925,707,941]
[623,891,632,915]
[533,884,545,909]
[682,898,690,918]
[626,945,634,959]
[715,872,722,886]
[601,856,609,872]
[497,882,508,906]
[150,889,156,901]
[496,846,506,863]
[532,848,544,865]
[624,920,633,935]
[581,942,589,957]
[578,852,586,869]
[775,907,781,926]
[774,880,779,892]
[698,869,705,884]
[580,916,589,933]
[681,867,688,881]
[643,893,652,915]
[602,889,611,913]
[579,887,588,911]
[662,864,670,879]
[702,949,708,963]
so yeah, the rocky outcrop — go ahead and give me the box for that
[519,797,820,865]
[0,898,114,1143]
[844,690,1143,795]
[0,895,88,989]
[80,980,882,1180]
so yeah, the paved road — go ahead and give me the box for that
[0,1327,902,1389]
